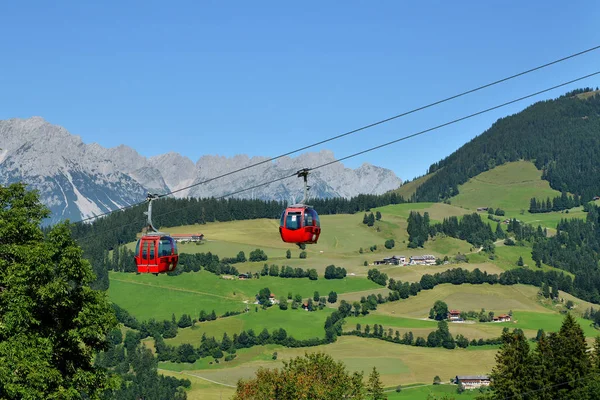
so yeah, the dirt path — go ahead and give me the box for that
[111,278,236,300]
[157,368,236,388]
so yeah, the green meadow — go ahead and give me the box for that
[166,305,334,346]
[109,270,379,321]
[105,160,600,397]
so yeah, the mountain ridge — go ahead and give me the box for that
[0,117,402,224]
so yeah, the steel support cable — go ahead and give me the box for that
[75,45,600,224]
[74,70,600,243]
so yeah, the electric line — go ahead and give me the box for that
[75,70,600,243]
[75,44,600,224]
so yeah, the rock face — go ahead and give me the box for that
[0,117,402,224]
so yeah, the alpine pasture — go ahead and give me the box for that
[107,162,600,397]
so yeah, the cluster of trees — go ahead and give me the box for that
[407,211,430,247]
[348,320,503,350]
[1,183,193,399]
[362,212,376,226]
[232,352,386,400]
[221,250,248,264]
[367,268,388,286]
[431,213,497,248]
[324,264,347,279]
[409,210,549,250]
[583,307,600,328]
[414,90,600,202]
[260,263,318,280]
[529,192,583,213]
[167,252,239,277]
[152,326,331,365]
[94,330,191,399]
[486,207,505,216]
[487,314,600,399]
[532,205,600,303]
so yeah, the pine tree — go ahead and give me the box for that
[367,366,386,400]
[542,282,550,298]
[548,313,590,397]
[489,329,532,398]
[592,336,600,371]
[495,222,506,239]
[530,331,553,400]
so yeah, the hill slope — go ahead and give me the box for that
[413,89,600,202]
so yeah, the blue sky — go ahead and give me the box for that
[1,1,599,181]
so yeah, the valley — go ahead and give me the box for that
[106,160,600,398]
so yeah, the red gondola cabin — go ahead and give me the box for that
[135,234,179,274]
[279,206,321,245]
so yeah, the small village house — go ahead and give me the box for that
[409,255,436,265]
[493,314,511,322]
[170,233,204,243]
[448,309,462,322]
[238,273,250,280]
[455,375,491,389]
[374,255,406,266]
[476,207,489,212]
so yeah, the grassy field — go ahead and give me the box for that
[108,270,379,321]
[376,283,550,318]
[450,161,561,214]
[393,172,435,200]
[166,305,334,345]
[158,369,236,400]
[387,384,479,399]
[345,309,599,340]
[374,202,470,222]
[160,336,498,387]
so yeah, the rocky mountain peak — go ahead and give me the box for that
[0,117,402,224]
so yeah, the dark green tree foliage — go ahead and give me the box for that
[414,90,600,202]
[367,366,386,400]
[324,265,347,279]
[489,313,598,400]
[249,249,268,262]
[257,288,272,306]
[532,205,600,303]
[428,300,449,321]
[407,211,430,247]
[430,213,496,247]
[328,291,338,303]
[367,268,388,286]
[0,183,118,399]
[489,328,532,399]
[384,239,395,249]
[99,340,190,399]
[529,192,582,213]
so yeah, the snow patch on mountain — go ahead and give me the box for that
[0,117,403,224]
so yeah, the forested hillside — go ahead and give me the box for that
[415,88,600,201]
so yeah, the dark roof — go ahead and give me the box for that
[456,375,490,380]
